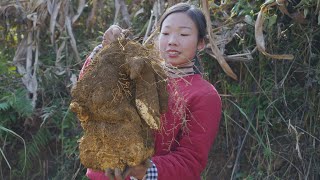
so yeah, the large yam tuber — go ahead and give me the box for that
[70,39,168,171]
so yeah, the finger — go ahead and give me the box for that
[111,27,122,39]
[102,29,114,45]
[107,30,117,43]
[102,27,117,45]
[105,168,115,180]
[144,159,152,168]
[114,168,123,180]
[122,166,131,178]
[105,25,121,39]
[103,25,118,39]
[121,29,130,38]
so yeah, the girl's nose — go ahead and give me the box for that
[168,34,178,46]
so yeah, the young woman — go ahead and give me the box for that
[80,3,222,180]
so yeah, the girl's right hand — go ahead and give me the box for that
[102,25,124,46]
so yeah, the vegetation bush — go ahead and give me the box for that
[0,0,319,179]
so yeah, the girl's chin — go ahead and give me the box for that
[166,62,184,67]
[166,59,189,67]
[166,58,180,64]
[165,60,178,66]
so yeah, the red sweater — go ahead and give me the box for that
[151,74,221,180]
[80,55,221,179]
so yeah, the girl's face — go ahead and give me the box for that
[158,12,204,66]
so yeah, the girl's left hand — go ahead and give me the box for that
[105,165,147,180]
[127,165,148,180]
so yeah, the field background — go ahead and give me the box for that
[0,0,319,179]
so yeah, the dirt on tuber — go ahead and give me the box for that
[70,39,168,171]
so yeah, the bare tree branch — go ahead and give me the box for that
[72,0,86,23]
[47,0,62,46]
[86,0,99,30]
[66,16,81,63]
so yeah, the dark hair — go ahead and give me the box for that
[159,3,207,40]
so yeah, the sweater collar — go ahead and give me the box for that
[164,59,196,78]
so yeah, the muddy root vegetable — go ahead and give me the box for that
[70,39,168,171]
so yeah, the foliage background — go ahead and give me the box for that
[0,0,319,179]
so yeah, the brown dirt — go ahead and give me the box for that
[70,39,168,171]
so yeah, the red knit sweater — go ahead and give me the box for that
[151,74,221,180]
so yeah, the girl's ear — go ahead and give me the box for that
[197,39,205,51]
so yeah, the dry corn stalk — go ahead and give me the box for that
[255,0,294,60]
[201,0,238,80]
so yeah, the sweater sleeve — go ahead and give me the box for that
[79,44,103,79]
[152,89,222,180]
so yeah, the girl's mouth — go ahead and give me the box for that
[166,50,180,58]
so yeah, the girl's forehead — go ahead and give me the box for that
[162,12,195,29]
[164,12,190,21]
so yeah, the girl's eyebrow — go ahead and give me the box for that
[163,26,192,30]
[179,26,192,30]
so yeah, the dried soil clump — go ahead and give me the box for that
[70,39,168,171]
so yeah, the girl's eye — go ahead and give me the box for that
[181,34,190,36]
[161,32,169,35]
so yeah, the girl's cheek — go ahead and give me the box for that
[158,38,166,47]
[159,41,166,52]
[158,46,166,59]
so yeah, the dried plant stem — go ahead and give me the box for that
[201,0,238,80]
